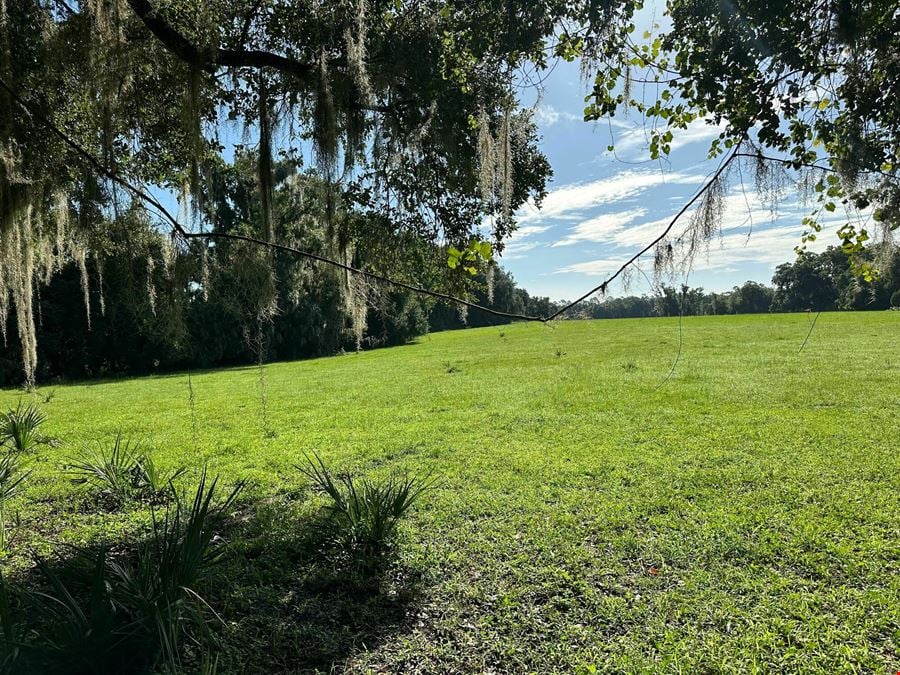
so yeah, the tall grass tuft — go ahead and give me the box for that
[0,402,56,453]
[299,453,433,559]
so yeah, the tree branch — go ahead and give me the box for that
[126,0,317,78]
[0,75,769,329]
[0,75,541,323]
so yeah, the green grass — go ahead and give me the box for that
[1,312,898,673]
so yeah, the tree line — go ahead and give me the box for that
[3,201,896,386]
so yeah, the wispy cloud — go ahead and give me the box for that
[609,116,728,158]
[555,258,629,276]
[502,241,541,259]
[533,104,582,127]
[552,208,647,247]
[517,170,705,224]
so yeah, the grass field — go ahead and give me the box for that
[2,312,898,673]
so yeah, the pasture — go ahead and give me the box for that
[2,312,898,673]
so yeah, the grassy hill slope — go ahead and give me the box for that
[2,312,898,672]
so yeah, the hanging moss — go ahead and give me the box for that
[486,261,495,304]
[257,76,275,244]
[74,243,91,329]
[313,52,338,178]
[344,0,373,103]
[477,108,495,207]
[499,107,514,223]
[686,172,726,260]
[184,64,203,218]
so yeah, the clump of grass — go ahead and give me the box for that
[555,348,567,358]
[0,470,242,673]
[620,360,639,372]
[299,453,433,560]
[443,361,460,374]
[67,434,185,504]
[0,401,57,453]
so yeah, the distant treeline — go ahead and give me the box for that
[2,243,897,385]
[457,244,900,322]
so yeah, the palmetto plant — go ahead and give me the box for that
[0,453,29,554]
[0,470,243,673]
[67,434,184,503]
[299,453,434,557]
[0,402,56,453]
[0,454,28,506]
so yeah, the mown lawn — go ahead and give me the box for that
[2,311,898,673]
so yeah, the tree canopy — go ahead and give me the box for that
[583,0,900,278]
[1,0,898,384]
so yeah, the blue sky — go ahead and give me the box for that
[158,10,857,303]
[497,56,847,301]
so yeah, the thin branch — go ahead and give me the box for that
[0,75,541,323]
[798,310,821,353]
[733,152,897,181]
[126,0,339,78]
[546,144,742,321]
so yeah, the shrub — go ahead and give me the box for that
[0,470,242,673]
[67,434,184,504]
[0,402,56,453]
[891,289,900,309]
[299,453,433,559]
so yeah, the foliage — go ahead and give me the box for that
[300,453,433,559]
[583,0,900,271]
[0,402,54,453]
[0,470,241,673]
[67,434,184,504]
[0,0,595,381]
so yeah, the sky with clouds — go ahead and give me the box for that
[498,56,853,301]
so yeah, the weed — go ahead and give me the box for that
[443,361,460,374]
[620,360,639,372]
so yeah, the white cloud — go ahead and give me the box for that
[552,208,647,247]
[609,116,727,158]
[502,241,541,259]
[516,170,705,224]
[533,105,582,127]
[511,224,552,239]
[555,258,627,276]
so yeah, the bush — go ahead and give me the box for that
[891,289,900,308]
[299,453,433,560]
[0,402,56,453]
[67,434,185,504]
[0,470,242,673]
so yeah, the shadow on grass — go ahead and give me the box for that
[212,498,423,673]
[1,494,422,674]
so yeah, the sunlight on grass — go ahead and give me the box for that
[1,312,898,672]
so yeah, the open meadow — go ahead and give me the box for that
[1,312,898,673]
